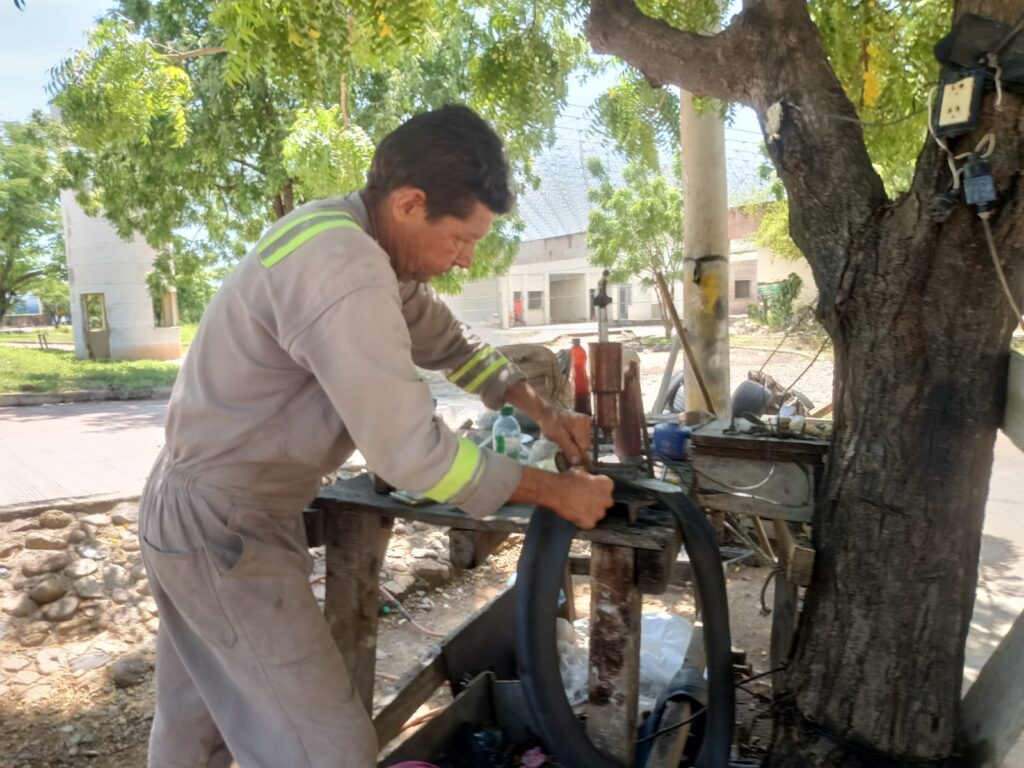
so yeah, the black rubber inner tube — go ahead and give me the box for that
[515,482,734,767]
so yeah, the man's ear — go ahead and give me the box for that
[389,187,429,223]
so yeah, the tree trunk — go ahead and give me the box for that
[768,160,1019,767]
[586,0,1024,764]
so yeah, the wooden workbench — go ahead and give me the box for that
[306,473,683,765]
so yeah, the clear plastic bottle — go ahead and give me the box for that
[492,405,522,460]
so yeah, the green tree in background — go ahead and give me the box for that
[586,158,683,335]
[0,112,67,324]
[32,240,71,327]
[49,0,587,310]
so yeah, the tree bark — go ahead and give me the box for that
[587,0,1024,764]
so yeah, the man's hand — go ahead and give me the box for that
[548,469,613,529]
[510,466,614,530]
[504,380,592,465]
[536,407,592,467]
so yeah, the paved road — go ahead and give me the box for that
[1,397,1022,759]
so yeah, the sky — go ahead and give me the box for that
[0,0,115,122]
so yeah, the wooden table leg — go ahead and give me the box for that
[323,509,394,712]
[587,542,641,766]
[770,569,798,698]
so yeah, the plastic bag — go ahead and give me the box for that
[556,613,694,706]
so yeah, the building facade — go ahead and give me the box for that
[59,189,181,361]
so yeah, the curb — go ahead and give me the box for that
[0,493,142,522]
[0,388,172,408]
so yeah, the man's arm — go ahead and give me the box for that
[400,281,524,411]
[509,466,613,530]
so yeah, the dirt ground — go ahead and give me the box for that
[0,332,819,766]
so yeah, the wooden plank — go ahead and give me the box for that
[770,570,798,698]
[772,519,815,588]
[323,511,393,712]
[373,652,446,749]
[690,428,828,462]
[1004,350,1024,453]
[636,529,681,594]
[587,543,642,766]
[313,474,680,552]
[448,529,510,569]
[961,609,1024,767]
[569,554,694,586]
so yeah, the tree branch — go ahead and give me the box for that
[586,0,888,301]
[586,0,752,103]
[166,46,229,63]
[232,157,262,173]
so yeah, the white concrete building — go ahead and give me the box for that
[59,189,180,361]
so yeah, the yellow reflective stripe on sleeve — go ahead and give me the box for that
[423,437,480,502]
[260,217,362,268]
[464,356,509,393]
[448,346,493,386]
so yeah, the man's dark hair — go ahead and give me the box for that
[366,105,514,219]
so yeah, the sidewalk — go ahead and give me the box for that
[0,400,167,511]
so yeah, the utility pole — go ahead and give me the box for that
[680,91,731,416]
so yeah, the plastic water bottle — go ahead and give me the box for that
[492,405,522,460]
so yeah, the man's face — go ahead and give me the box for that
[385,189,495,282]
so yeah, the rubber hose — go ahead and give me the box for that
[515,484,734,768]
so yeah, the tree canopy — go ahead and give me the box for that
[49,0,589,303]
[0,112,66,323]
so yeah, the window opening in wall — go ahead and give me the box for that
[528,291,543,310]
[735,280,751,299]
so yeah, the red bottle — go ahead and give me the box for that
[570,338,592,415]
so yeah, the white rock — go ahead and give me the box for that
[3,593,36,617]
[2,655,30,672]
[110,504,139,526]
[36,647,67,675]
[66,560,98,579]
[43,596,79,623]
[74,578,104,599]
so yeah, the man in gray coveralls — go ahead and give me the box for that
[138,104,615,767]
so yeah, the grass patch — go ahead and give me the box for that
[179,322,198,351]
[0,346,179,395]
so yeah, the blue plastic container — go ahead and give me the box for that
[653,422,691,460]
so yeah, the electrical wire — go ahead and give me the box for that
[634,666,787,745]
[979,212,1024,332]
[378,584,446,639]
[634,706,708,745]
[782,338,829,395]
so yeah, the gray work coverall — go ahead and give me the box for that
[140,192,524,767]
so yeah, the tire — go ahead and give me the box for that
[515,483,734,768]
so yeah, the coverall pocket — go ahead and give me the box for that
[218,532,333,668]
[141,536,238,649]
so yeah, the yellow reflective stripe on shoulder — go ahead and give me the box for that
[257,210,341,255]
[260,216,362,268]
[448,346,493,386]
[463,355,509,393]
[423,437,480,503]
